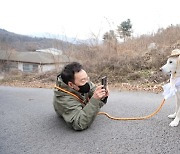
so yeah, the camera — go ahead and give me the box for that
[101,76,107,90]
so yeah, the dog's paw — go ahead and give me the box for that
[168,113,176,119]
[169,119,179,127]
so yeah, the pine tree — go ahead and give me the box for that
[117,19,132,42]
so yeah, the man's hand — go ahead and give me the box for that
[92,85,109,100]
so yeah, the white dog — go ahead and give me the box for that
[160,49,180,127]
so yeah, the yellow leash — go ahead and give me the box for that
[54,85,86,104]
[98,99,166,120]
[55,85,166,121]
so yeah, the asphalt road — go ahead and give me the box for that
[0,86,180,154]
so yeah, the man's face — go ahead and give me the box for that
[68,69,89,91]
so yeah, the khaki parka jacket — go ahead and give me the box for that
[53,77,105,130]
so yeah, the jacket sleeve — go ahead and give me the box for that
[56,94,104,131]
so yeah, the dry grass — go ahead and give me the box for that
[73,25,180,86]
[1,24,180,91]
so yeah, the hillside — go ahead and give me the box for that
[1,25,180,91]
[0,29,74,52]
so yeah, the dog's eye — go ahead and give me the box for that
[169,61,172,64]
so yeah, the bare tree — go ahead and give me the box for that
[0,45,15,72]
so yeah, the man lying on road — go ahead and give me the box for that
[53,62,109,130]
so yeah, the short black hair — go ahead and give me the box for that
[59,62,83,84]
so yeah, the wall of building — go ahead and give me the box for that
[1,61,66,73]
[18,62,23,71]
[41,64,56,73]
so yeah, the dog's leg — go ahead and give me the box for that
[169,113,180,127]
[168,95,178,119]
[169,93,180,127]
[168,112,176,119]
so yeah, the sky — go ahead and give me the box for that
[0,0,180,40]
